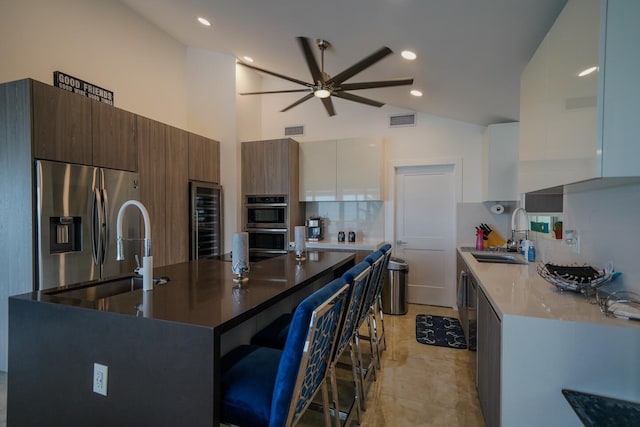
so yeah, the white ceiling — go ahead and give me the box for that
[119,0,566,126]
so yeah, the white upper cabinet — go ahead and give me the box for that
[299,139,337,201]
[482,122,519,201]
[519,0,640,193]
[300,137,384,201]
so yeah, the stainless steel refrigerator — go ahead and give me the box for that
[189,181,223,260]
[36,160,143,290]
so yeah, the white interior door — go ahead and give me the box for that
[395,165,456,307]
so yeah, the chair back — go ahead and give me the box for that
[335,262,371,358]
[372,245,393,300]
[270,278,349,427]
[358,250,384,325]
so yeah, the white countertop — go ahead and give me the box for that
[306,239,386,252]
[458,248,639,329]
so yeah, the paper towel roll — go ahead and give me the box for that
[294,226,306,254]
[490,204,505,215]
[232,232,249,275]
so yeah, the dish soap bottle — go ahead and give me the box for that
[527,241,536,262]
[475,229,484,250]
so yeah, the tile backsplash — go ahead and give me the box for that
[304,201,384,241]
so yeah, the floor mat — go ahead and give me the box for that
[415,314,467,349]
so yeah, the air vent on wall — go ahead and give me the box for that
[284,125,305,136]
[389,113,417,128]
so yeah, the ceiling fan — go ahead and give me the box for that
[238,37,414,117]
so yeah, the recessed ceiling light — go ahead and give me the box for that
[578,66,598,77]
[243,56,254,63]
[410,89,423,97]
[401,50,417,60]
[197,17,211,27]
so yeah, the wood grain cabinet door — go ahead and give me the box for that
[92,102,138,171]
[188,134,220,183]
[241,140,265,195]
[31,80,92,165]
[137,116,167,267]
[165,126,190,265]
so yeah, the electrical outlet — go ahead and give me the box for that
[93,363,108,396]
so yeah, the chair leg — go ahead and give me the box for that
[365,313,380,372]
[353,334,368,411]
[376,296,387,351]
[329,365,342,427]
[321,381,332,427]
[348,341,364,420]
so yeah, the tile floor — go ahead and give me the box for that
[0,304,484,427]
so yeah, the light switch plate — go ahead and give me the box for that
[93,363,108,396]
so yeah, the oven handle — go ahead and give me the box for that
[246,228,288,233]
[245,203,288,208]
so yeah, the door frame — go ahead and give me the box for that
[386,157,462,307]
[385,156,462,257]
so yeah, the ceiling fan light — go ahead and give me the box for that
[314,89,331,98]
[410,89,423,97]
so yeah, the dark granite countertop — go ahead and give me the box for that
[15,251,355,332]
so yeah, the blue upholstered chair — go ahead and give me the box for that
[220,278,349,427]
[328,261,371,427]
[251,262,372,427]
[354,250,385,393]
[371,244,393,353]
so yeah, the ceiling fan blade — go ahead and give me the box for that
[238,61,312,88]
[333,91,384,108]
[326,47,393,85]
[321,97,336,117]
[240,89,312,95]
[280,93,315,112]
[338,78,414,91]
[297,37,323,84]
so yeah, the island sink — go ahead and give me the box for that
[46,276,144,301]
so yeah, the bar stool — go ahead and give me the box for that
[220,278,349,427]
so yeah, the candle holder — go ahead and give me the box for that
[232,260,249,284]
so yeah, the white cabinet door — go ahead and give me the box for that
[600,0,640,177]
[299,140,337,201]
[337,137,383,201]
[482,123,519,201]
[299,137,383,201]
[519,0,600,193]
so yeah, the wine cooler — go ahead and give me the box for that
[189,181,223,259]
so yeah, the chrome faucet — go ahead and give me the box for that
[116,200,153,292]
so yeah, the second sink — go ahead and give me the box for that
[472,253,527,265]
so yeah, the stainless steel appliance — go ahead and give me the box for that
[36,160,142,290]
[190,181,223,260]
[245,195,287,228]
[246,228,289,255]
[305,217,323,241]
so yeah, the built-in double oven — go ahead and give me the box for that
[245,195,289,255]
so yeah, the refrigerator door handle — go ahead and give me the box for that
[101,188,109,264]
[91,188,102,265]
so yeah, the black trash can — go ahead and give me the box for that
[382,257,409,315]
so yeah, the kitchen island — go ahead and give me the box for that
[458,248,640,427]
[8,251,354,426]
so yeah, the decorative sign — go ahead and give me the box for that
[53,71,114,105]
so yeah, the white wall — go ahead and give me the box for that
[534,181,640,293]
[0,0,189,128]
